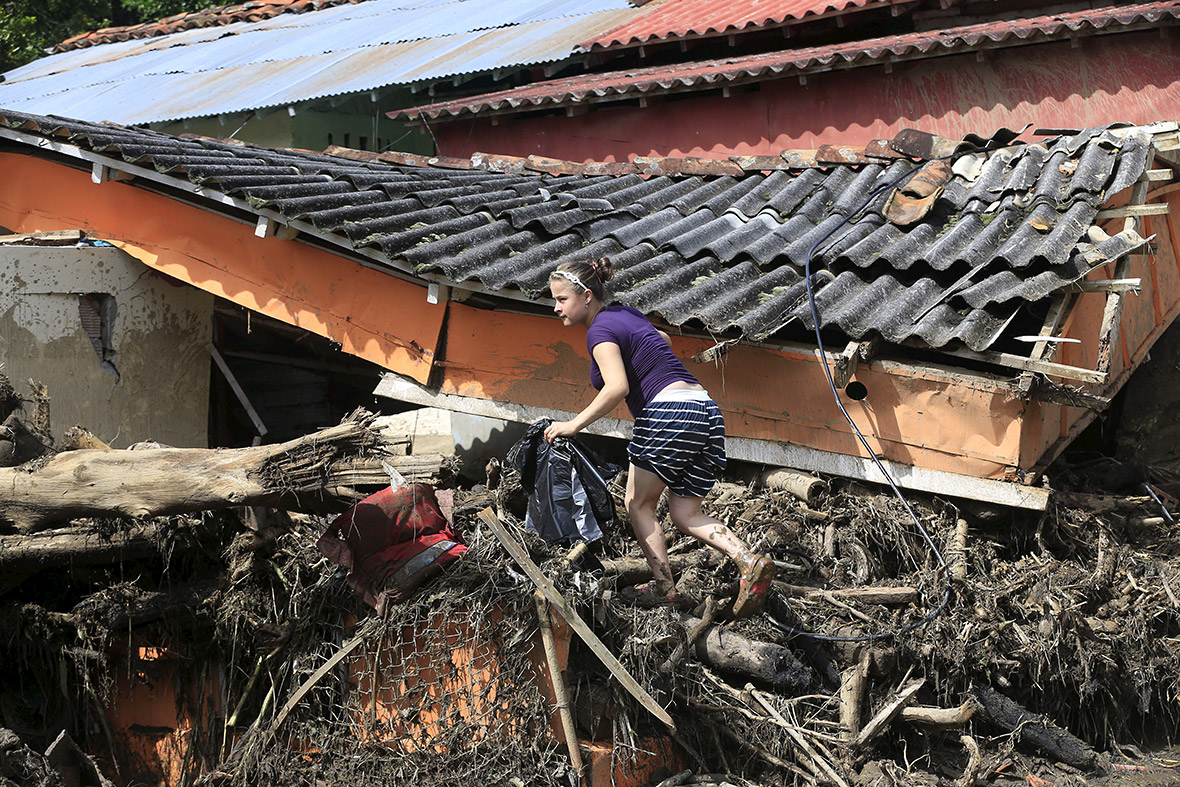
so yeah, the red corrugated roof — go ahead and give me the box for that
[582,0,897,49]
[55,0,358,52]
[397,0,1180,121]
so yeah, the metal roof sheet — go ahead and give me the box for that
[397,0,1180,121]
[0,0,640,125]
[582,0,896,50]
[53,0,605,51]
[0,108,1159,355]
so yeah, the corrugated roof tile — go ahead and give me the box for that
[397,1,1180,123]
[581,0,896,50]
[0,108,1161,354]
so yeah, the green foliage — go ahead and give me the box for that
[120,0,210,22]
[1,0,109,71]
[0,0,216,73]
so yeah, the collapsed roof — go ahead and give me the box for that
[0,109,1161,356]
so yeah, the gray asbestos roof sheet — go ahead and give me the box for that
[0,109,1156,353]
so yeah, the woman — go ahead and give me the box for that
[544,258,775,618]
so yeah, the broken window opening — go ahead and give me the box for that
[78,293,119,379]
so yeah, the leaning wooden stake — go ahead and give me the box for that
[535,592,584,781]
[840,650,870,741]
[478,507,675,730]
[853,677,925,751]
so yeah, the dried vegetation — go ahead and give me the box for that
[0,393,1178,786]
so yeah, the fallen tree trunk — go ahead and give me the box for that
[972,685,1100,771]
[319,454,451,488]
[600,556,692,586]
[0,410,425,533]
[0,521,209,571]
[775,584,920,605]
[684,614,813,692]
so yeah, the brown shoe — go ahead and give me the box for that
[732,555,776,618]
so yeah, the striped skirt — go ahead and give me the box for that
[628,390,726,498]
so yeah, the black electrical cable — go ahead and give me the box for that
[767,144,995,642]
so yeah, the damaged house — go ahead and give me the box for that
[0,233,212,448]
[2,0,1180,779]
[0,106,1179,784]
[2,111,1176,507]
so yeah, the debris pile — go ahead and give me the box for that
[0,379,1178,786]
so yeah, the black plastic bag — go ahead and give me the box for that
[506,419,621,544]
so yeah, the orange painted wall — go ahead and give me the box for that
[440,301,1030,478]
[102,644,219,787]
[0,154,446,384]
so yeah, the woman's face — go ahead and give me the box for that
[551,277,592,327]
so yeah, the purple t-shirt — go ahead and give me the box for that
[587,305,698,418]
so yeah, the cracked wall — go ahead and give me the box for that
[0,244,213,448]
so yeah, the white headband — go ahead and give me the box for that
[551,269,588,292]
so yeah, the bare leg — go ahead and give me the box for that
[625,464,677,593]
[669,493,775,618]
[667,494,755,564]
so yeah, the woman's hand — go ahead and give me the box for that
[546,342,628,443]
[544,420,580,443]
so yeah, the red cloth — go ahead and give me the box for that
[317,484,466,613]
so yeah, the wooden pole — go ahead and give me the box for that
[534,592,584,781]
[477,507,675,730]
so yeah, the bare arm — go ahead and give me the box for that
[657,328,671,345]
[544,342,628,442]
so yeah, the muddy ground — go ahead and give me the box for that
[0,371,1178,785]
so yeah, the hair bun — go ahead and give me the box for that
[592,257,614,283]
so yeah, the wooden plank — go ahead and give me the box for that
[1094,287,1126,375]
[1016,293,1073,396]
[853,678,926,750]
[0,229,84,245]
[1026,294,1073,364]
[833,341,861,388]
[936,347,1105,384]
[1094,203,1169,219]
[477,508,676,730]
[90,162,133,184]
[375,373,633,440]
[1096,147,1155,374]
[1142,169,1174,182]
[1067,278,1142,293]
[1024,377,1111,410]
[211,346,268,437]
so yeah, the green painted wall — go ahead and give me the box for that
[154,89,434,156]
